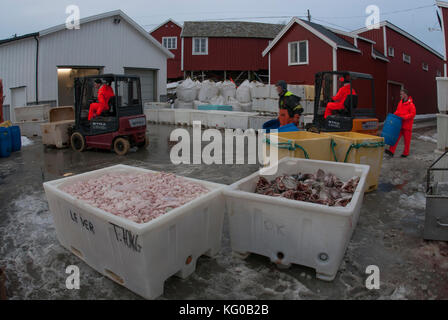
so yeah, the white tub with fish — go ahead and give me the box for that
[43,164,225,299]
[223,157,370,281]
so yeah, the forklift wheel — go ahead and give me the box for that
[114,137,130,156]
[70,132,86,152]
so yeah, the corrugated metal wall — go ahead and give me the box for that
[0,37,37,105]
[38,16,167,103]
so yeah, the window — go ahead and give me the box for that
[192,37,208,55]
[117,78,140,107]
[288,41,309,65]
[422,63,429,71]
[162,37,177,50]
[388,47,395,57]
[403,53,411,64]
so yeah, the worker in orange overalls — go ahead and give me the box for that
[0,79,4,123]
[88,79,115,120]
[324,77,357,119]
[275,80,304,127]
[385,89,416,158]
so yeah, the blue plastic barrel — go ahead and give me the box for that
[9,126,21,152]
[262,119,280,133]
[0,127,12,158]
[381,113,402,146]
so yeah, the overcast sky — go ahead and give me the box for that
[0,0,445,54]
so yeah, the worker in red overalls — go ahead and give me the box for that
[88,79,114,120]
[385,89,416,158]
[324,77,357,119]
[275,80,304,127]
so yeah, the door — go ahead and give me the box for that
[387,82,403,114]
[124,68,157,102]
[10,86,27,122]
[58,67,101,107]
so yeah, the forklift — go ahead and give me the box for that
[70,74,148,156]
[307,71,379,135]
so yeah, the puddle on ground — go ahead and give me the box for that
[378,181,409,192]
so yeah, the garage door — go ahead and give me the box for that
[124,68,157,102]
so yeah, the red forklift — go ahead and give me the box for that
[70,74,148,155]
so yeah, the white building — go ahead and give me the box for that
[0,10,173,121]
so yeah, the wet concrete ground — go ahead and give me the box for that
[0,123,447,300]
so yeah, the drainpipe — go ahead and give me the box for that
[34,35,39,104]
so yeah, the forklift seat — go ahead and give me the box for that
[100,96,119,117]
[344,94,358,110]
[335,95,358,116]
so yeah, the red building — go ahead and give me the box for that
[180,21,284,82]
[150,19,183,80]
[263,17,444,120]
[354,21,444,117]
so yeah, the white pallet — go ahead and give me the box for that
[143,102,170,110]
[158,109,175,124]
[248,115,274,130]
[225,112,256,130]
[43,165,225,299]
[174,109,198,126]
[144,109,159,123]
[269,85,279,99]
[223,157,369,281]
[303,100,315,115]
[252,98,278,113]
[252,84,270,99]
[287,85,306,98]
[190,111,209,127]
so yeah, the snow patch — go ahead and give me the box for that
[21,136,33,147]
[398,192,426,210]
[389,286,408,300]
[416,134,437,144]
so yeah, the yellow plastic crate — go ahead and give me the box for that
[323,132,385,192]
[263,131,333,165]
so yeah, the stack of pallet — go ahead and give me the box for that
[251,84,317,115]
[287,85,316,115]
[251,83,278,113]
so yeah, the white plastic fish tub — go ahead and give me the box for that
[207,111,255,130]
[174,109,198,126]
[158,109,175,124]
[43,165,225,299]
[223,157,370,281]
[190,111,210,128]
[144,108,159,123]
[436,77,448,113]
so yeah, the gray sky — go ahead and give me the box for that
[0,0,445,54]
